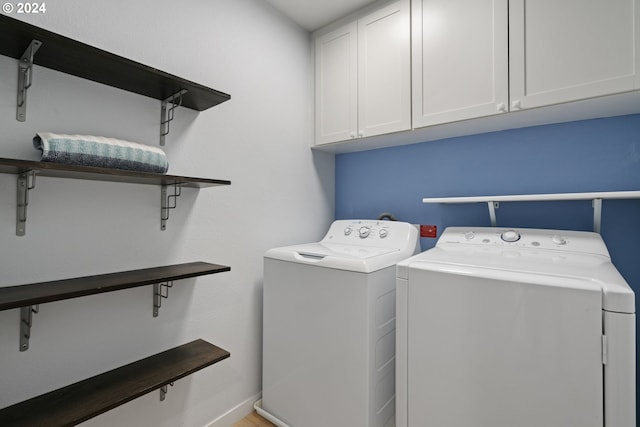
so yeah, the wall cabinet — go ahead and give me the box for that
[314,21,357,144]
[509,0,640,111]
[411,0,508,128]
[314,0,411,145]
[412,0,639,129]
[314,0,640,152]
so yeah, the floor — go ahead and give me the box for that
[233,411,277,427]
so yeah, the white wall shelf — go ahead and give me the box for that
[422,191,640,233]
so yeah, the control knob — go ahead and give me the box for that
[501,230,521,242]
[379,229,388,238]
[359,226,370,238]
[551,235,567,245]
[344,227,352,236]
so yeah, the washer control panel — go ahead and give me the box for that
[438,227,609,256]
[341,221,390,240]
[323,219,419,250]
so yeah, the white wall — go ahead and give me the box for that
[0,1,334,425]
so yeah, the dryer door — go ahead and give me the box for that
[405,266,603,427]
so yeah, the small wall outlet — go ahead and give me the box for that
[420,225,437,238]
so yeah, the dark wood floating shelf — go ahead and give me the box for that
[0,261,230,311]
[0,339,230,426]
[3,157,230,235]
[0,157,231,188]
[0,14,230,111]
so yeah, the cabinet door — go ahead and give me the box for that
[510,0,640,110]
[315,22,358,145]
[357,0,411,138]
[412,0,508,128]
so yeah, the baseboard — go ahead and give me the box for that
[253,399,291,427]
[205,392,262,427]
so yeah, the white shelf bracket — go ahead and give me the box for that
[152,281,174,317]
[593,198,603,234]
[16,39,42,122]
[160,89,188,146]
[487,201,498,226]
[16,170,37,236]
[20,305,39,352]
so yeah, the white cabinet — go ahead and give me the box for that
[412,0,508,128]
[314,0,640,152]
[315,0,411,145]
[509,0,640,111]
[358,1,411,140]
[315,22,358,144]
[412,0,639,130]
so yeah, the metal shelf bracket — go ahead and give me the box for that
[487,201,499,226]
[593,198,603,234]
[161,183,182,230]
[160,382,174,401]
[484,199,603,231]
[160,89,188,146]
[20,305,39,352]
[488,197,604,232]
[152,281,174,317]
[17,39,42,122]
[16,170,36,236]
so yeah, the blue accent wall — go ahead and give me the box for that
[336,113,640,409]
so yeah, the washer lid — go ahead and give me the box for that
[265,242,404,273]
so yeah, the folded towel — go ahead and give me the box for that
[33,132,169,174]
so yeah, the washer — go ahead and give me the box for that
[259,220,419,427]
[396,227,635,427]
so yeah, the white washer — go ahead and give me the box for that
[396,227,636,427]
[259,220,419,427]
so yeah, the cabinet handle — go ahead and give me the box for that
[511,100,521,110]
[350,132,356,138]
[358,131,364,137]
[497,103,507,113]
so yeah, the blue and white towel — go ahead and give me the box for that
[33,132,169,174]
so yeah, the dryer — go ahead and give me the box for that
[259,220,419,427]
[396,227,635,427]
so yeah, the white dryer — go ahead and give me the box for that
[259,220,419,427]
[396,227,635,427]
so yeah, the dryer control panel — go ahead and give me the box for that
[438,227,610,257]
